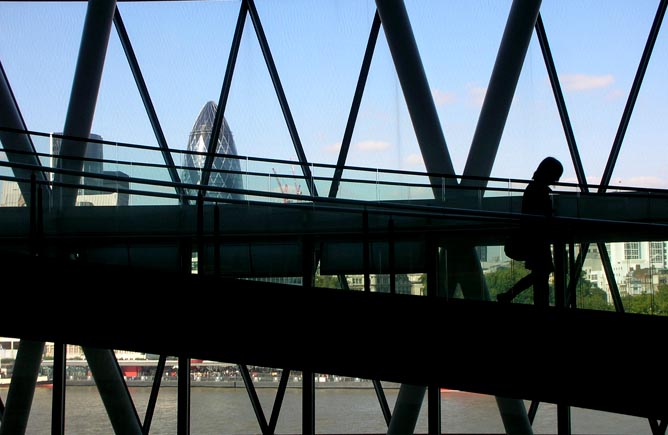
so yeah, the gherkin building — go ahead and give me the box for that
[182,101,243,200]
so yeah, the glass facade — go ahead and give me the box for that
[181,101,243,201]
[50,133,103,195]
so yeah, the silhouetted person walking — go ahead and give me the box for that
[497,157,563,306]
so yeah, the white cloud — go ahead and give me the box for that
[561,74,614,92]
[404,153,424,167]
[605,88,625,101]
[355,140,391,151]
[324,142,341,153]
[467,85,486,107]
[432,89,456,107]
[624,176,668,189]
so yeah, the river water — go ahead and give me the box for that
[2,385,654,434]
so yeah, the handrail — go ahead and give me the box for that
[5,125,668,199]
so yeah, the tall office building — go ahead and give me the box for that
[49,132,130,206]
[50,132,104,195]
[182,101,243,200]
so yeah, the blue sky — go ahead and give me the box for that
[1,0,667,191]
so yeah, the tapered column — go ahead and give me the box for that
[462,0,543,190]
[375,0,456,194]
[83,347,143,435]
[54,0,116,208]
[386,384,425,435]
[496,397,534,435]
[0,340,44,435]
[0,62,50,207]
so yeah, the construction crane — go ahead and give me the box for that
[272,166,302,203]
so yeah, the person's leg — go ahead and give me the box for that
[497,272,534,303]
[532,272,549,306]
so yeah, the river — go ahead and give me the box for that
[1,385,654,434]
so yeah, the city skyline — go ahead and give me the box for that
[1,1,666,190]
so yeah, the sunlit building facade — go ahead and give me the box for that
[181,101,243,201]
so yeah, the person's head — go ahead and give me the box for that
[533,157,563,184]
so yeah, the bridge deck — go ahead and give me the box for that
[2,253,666,421]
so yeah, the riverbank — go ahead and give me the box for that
[33,379,407,389]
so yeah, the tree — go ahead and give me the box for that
[485,262,610,309]
[654,284,668,316]
[485,262,536,305]
[315,274,342,289]
[573,273,611,311]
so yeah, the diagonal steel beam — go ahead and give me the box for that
[600,0,667,192]
[0,60,50,207]
[201,1,248,193]
[375,0,456,197]
[458,1,542,434]
[142,354,167,434]
[454,0,542,304]
[373,1,536,434]
[83,347,143,435]
[246,0,317,197]
[462,0,542,191]
[535,13,588,191]
[239,364,270,435]
[329,11,381,199]
[267,369,291,435]
[113,7,186,204]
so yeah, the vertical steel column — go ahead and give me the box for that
[555,240,571,433]
[567,243,576,308]
[51,343,67,435]
[82,348,143,435]
[0,340,44,435]
[427,385,441,435]
[363,208,371,292]
[177,357,191,435]
[0,61,50,207]
[302,371,315,435]
[196,191,205,275]
[374,0,456,194]
[302,236,315,288]
[389,217,396,294]
[558,404,572,435]
[214,206,221,276]
[554,242,567,308]
[54,0,116,208]
[462,0,542,190]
